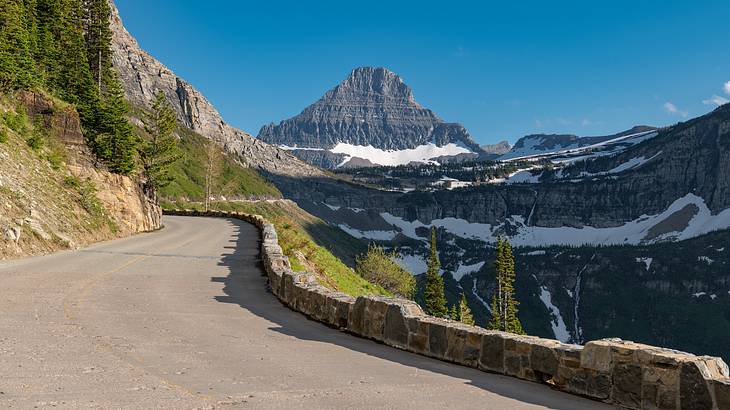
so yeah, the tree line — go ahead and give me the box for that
[0,0,179,188]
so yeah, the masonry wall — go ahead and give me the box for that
[165,209,730,410]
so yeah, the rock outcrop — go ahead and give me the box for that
[257,67,487,167]
[1,92,160,260]
[107,0,322,178]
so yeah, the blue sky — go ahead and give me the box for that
[116,0,730,145]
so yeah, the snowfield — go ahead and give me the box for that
[331,142,473,167]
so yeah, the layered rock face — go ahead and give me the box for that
[280,104,730,231]
[108,1,322,178]
[257,67,486,167]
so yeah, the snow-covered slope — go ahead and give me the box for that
[499,127,658,161]
[337,193,730,248]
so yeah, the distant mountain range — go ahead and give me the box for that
[257,67,488,168]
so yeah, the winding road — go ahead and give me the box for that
[0,216,611,409]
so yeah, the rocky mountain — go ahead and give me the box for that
[481,141,511,155]
[273,103,730,359]
[108,1,322,178]
[257,67,487,168]
[499,125,657,160]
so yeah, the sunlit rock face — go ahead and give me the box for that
[257,67,487,168]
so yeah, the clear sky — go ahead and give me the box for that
[115,0,730,145]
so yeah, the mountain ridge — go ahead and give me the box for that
[108,0,323,178]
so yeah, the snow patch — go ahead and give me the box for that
[337,224,397,241]
[396,254,428,275]
[636,257,653,271]
[278,145,325,151]
[472,279,492,313]
[698,256,714,265]
[692,292,707,298]
[526,250,546,256]
[331,142,472,167]
[538,286,571,343]
[452,262,485,281]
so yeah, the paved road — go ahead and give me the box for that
[0,216,612,409]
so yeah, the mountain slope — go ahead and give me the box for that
[257,67,487,168]
[108,1,322,178]
[499,125,657,160]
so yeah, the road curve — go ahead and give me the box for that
[0,216,611,409]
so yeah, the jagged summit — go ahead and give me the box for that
[322,67,420,106]
[257,67,486,167]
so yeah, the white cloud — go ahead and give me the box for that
[581,118,593,126]
[555,117,573,126]
[703,95,729,106]
[663,102,688,117]
[724,81,730,95]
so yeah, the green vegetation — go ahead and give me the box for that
[0,0,140,174]
[458,293,475,325]
[0,128,7,143]
[63,175,117,232]
[355,244,415,298]
[488,238,524,334]
[162,200,388,298]
[140,91,181,189]
[159,127,280,201]
[423,227,448,317]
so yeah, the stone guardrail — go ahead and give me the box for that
[165,209,730,409]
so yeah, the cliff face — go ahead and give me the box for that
[280,104,730,235]
[257,67,486,167]
[107,1,322,178]
[1,92,160,260]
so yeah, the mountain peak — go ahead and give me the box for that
[327,66,416,105]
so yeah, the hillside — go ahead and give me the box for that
[0,92,159,260]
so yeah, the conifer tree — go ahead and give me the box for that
[488,238,524,334]
[96,77,135,174]
[449,304,458,321]
[140,91,181,188]
[82,0,112,93]
[0,0,37,90]
[423,227,447,317]
[459,293,475,325]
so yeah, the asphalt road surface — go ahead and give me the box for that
[0,216,612,409]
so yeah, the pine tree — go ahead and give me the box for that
[140,91,181,188]
[449,304,458,321]
[459,293,475,325]
[423,227,447,317]
[82,0,112,94]
[488,238,524,334]
[96,77,135,174]
[0,0,38,90]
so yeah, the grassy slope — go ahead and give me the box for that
[162,199,389,298]
[0,94,119,259]
[158,127,281,201]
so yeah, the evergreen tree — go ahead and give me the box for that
[0,0,38,90]
[459,293,475,325]
[423,227,447,317]
[488,238,524,334]
[449,304,458,321]
[82,0,112,93]
[96,77,135,174]
[140,91,181,187]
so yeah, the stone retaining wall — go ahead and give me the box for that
[165,209,730,410]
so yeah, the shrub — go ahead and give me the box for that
[356,244,416,299]
[0,128,7,143]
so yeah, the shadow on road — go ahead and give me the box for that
[211,218,605,410]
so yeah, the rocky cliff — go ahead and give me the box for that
[108,1,322,178]
[257,67,487,167]
[1,92,160,260]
